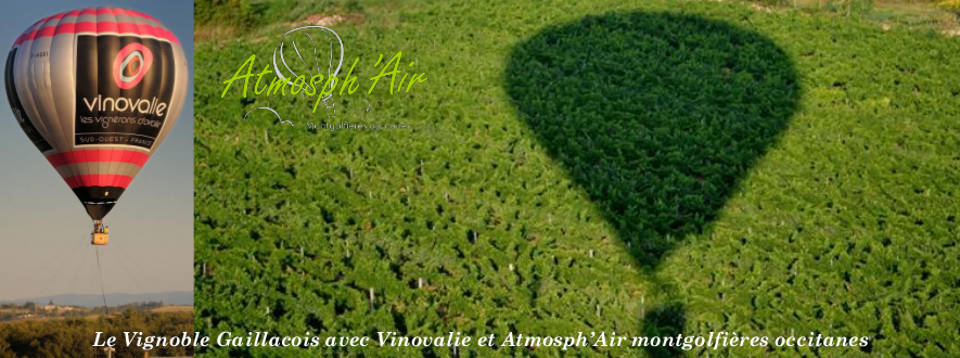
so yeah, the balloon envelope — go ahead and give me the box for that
[5,7,187,220]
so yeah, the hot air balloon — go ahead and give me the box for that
[5,7,187,245]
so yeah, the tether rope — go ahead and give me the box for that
[95,246,108,316]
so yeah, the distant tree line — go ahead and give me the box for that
[0,309,192,358]
[0,301,169,322]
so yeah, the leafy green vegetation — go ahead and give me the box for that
[194,0,960,356]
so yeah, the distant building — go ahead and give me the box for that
[40,304,75,313]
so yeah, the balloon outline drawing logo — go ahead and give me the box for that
[112,42,153,90]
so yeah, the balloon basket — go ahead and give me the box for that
[91,220,109,246]
[92,233,109,246]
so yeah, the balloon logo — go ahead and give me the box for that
[5,7,187,244]
[113,43,153,89]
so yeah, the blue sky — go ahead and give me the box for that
[0,0,193,301]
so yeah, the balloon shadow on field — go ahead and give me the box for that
[505,12,799,357]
